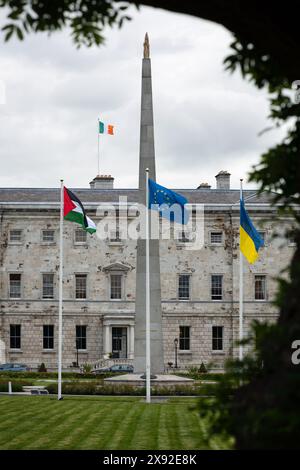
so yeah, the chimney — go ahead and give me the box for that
[197,182,211,189]
[89,175,114,189]
[215,171,230,190]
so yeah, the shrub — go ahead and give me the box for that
[38,363,47,373]
[81,363,92,374]
[175,370,222,381]
[199,362,207,373]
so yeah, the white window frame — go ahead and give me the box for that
[209,231,223,245]
[75,273,88,300]
[76,325,87,351]
[9,272,22,299]
[179,326,191,351]
[178,274,191,301]
[108,229,123,245]
[43,325,54,350]
[41,229,55,244]
[42,273,55,299]
[9,229,23,244]
[211,274,223,301]
[74,228,87,245]
[10,324,21,350]
[176,230,192,244]
[110,273,123,300]
[254,274,267,301]
[212,325,224,352]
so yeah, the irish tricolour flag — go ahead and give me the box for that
[64,187,96,234]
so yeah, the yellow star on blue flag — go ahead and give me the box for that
[148,179,189,224]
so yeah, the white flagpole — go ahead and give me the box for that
[97,120,100,175]
[145,168,151,403]
[239,178,244,361]
[58,179,64,400]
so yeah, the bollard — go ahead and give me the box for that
[8,381,12,395]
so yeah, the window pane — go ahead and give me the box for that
[212,326,223,350]
[110,275,122,299]
[76,325,87,350]
[75,274,87,299]
[110,230,121,242]
[177,231,190,243]
[42,274,54,299]
[10,324,21,349]
[210,232,222,244]
[42,230,54,242]
[75,229,87,243]
[211,275,222,300]
[178,275,190,299]
[179,326,190,350]
[255,275,266,300]
[10,230,22,242]
[43,325,54,349]
[9,274,21,298]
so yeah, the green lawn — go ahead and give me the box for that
[0,395,231,450]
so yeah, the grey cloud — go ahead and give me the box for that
[0,6,285,191]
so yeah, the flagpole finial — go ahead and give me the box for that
[143,33,150,58]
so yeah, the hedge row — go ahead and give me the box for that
[45,381,209,396]
[175,372,222,381]
[0,379,34,392]
[0,371,114,380]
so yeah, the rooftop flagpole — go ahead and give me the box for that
[239,179,244,361]
[58,179,64,400]
[145,168,151,403]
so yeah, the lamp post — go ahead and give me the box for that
[174,338,178,369]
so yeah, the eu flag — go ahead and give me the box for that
[148,179,189,224]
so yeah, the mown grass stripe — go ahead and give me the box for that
[0,398,69,449]
[127,403,162,450]
[0,396,231,450]
[5,400,82,449]
[88,400,132,449]
[102,401,145,450]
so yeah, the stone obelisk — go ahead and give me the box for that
[134,34,164,374]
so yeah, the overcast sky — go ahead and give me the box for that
[0,5,286,190]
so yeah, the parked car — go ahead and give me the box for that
[94,364,134,374]
[0,363,30,372]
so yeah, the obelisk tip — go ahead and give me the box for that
[143,33,150,58]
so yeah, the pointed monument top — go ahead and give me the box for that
[143,32,150,58]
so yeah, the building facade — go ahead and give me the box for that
[0,172,295,370]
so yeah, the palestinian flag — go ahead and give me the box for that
[63,187,96,234]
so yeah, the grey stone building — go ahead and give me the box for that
[0,173,295,370]
[0,36,295,372]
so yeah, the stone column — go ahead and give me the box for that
[103,324,111,359]
[129,325,134,359]
[134,34,164,374]
[0,338,5,364]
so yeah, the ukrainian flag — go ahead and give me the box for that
[240,198,264,263]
